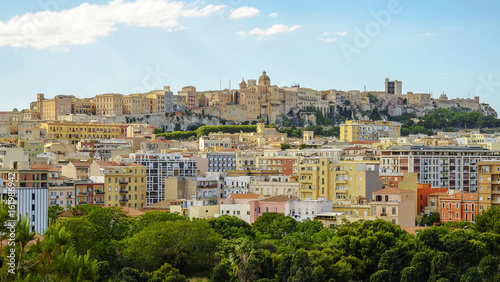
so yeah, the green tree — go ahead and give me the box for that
[48,205,64,224]
[252,213,297,239]
[370,269,390,282]
[477,255,497,280]
[281,143,291,150]
[288,250,312,282]
[400,266,418,282]
[410,252,430,282]
[475,206,500,234]
[208,215,254,239]
[122,220,221,274]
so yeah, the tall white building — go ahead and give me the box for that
[126,153,198,205]
[0,184,48,234]
[380,145,498,192]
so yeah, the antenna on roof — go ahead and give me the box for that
[364,84,366,92]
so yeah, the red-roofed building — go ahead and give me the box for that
[249,195,297,223]
[439,192,478,223]
[219,193,266,223]
[371,187,416,227]
[417,183,448,214]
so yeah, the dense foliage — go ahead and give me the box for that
[156,125,257,140]
[388,109,500,136]
[4,205,500,281]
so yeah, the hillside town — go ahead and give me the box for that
[0,72,499,236]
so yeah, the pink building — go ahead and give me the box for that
[249,195,297,223]
[219,193,265,223]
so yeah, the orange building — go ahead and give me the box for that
[439,192,478,223]
[75,183,105,207]
[417,183,448,214]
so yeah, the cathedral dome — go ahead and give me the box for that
[258,71,270,86]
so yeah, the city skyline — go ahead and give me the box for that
[1,0,500,112]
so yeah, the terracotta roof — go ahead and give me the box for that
[373,187,414,194]
[121,206,145,217]
[70,161,92,167]
[29,164,55,170]
[441,192,478,201]
[95,161,143,168]
[260,195,297,202]
[228,193,261,199]
[344,147,366,151]
[350,141,378,145]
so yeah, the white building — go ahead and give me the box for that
[126,153,198,205]
[222,176,254,197]
[0,185,48,234]
[285,198,333,222]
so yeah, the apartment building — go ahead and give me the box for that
[219,193,265,224]
[249,195,297,224]
[72,98,96,115]
[32,94,75,120]
[284,198,333,222]
[0,186,48,234]
[298,157,336,200]
[370,187,416,227]
[478,160,500,212]
[0,168,48,188]
[249,175,299,198]
[340,120,401,142]
[41,122,123,144]
[208,152,237,172]
[95,93,124,116]
[256,156,299,176]
[49,186,75,209]
[126,153,198,205]
[380,145,496,192]
[439,192,478,223]
[0,146,29,169]
[89,161,147,209]
[123,94,149,115]
[19,139,44,164]
[74,183,105,207]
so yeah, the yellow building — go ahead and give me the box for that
[18,139,45,164]
[298,159,383,203]
[478,160,500,212]
[72,98,96,115]
[89,161,147,210]
[298,157,336,200]
[41,122,122,144]
[123,94,150,115]
[33,94,75,120]
[95,93,124,116]
[340,120,401,142]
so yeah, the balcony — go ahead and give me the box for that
[380,213,387,217]
[94,201,105,204]
[94,190,105,195]
[119,190,128,194]
[119,198,128,203]
[50,195,59,199]
[78,192,88,196]
[119,179,128,184]
[66,194,74,199]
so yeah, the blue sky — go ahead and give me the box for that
[1,0,500,113]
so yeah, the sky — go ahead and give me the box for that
[1,0,500,112]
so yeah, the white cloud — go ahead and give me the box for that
[237,24,300,40]
[268,12,278,18]
[415,32,437,38]
[317,37,337,43]
[230,6,260,19]
[0,0,225,49]
[316,31,347,43]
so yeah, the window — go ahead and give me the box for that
[456,203,459,209]
[392,207,396,215]
[456,213,459,219]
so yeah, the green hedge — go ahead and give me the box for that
[156,125,257,140]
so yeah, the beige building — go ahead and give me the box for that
[370,187,416,227]
[249,175,299,198]
[95,93,124,116]
[32,94,75,120]
[89,161,147,209]
[49,186,75,210]
[123,94,149,115]
[340,120,401,142]
[72,98,96,115]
